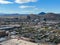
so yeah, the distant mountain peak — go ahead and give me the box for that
[39,12,46,15]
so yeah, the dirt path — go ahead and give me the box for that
[1,39,55,45]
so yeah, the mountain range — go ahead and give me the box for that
[0,12,60,22]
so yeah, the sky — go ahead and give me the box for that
[0,0,60,14]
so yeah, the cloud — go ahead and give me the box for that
[0,0,13,4]
[34,8,41,11]
[15,0,37,4]
[19,5,35,9]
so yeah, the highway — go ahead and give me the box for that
[0,25,20,30]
